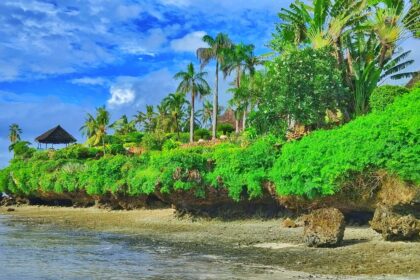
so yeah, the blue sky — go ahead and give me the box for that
[0,0,419,167]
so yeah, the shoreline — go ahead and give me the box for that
[1,205,420,279]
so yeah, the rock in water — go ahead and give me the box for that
[303,208,345,247]
[370,206,420,241]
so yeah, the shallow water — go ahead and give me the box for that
[0,214,298,280]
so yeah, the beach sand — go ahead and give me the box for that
[1,205,419,279]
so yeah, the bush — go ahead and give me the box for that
[369,85,409,112]
[194,128,211,140]
[162,139,181,151]
[118,132,144,143]
[142,130,166,150]
[217,123,234,135]
[105,144,126,155]
[11,141,35,159]
[270,88,420,198]
[53,144,100,159]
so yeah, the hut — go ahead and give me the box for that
[35,125,77,149]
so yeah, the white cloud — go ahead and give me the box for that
[108,86,136,107]
[70,77,109,86]
[170,31,207,53]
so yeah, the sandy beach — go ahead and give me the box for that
[1,205,419,279]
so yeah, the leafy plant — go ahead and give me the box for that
[369,85,409,112]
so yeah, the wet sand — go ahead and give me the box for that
[1,205,419,279]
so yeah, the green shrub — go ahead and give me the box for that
[217,123,234,135]
[370,85,409,112]
[142,130,166,150]
[194,128,211,140]
[105,144,126,155]
[270,88,420,198]
[162,139,181,151]
[117,132,144,143]
[53,144,100,159]
[11,141,35,159]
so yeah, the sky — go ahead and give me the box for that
[0,0,419,167]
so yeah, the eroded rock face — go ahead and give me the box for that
[370,206,420,241]
[303,208,345,247]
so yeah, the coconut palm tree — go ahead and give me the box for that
[134,105,157,132]
[110,115,136,135]
[197,100,224,129]
[163,92,189,139]
[174,63,210,143]
[197,33,233,139]
[8,124,22,144]
[80,106,110,153]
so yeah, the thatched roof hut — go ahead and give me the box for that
[35,125,77,145]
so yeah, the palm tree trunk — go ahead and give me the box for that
[190,91,195,143]
[175,116,180,141]
[242,110,247,131]
[235,119,239,134]
[102,135,106,155]
[212,61,219,140]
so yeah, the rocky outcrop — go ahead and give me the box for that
[271,172,420,225]
[371,206,420,241]
[303,208,345,247]
[155,184,285,219]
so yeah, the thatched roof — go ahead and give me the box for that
[219,108,242,127]
[35,125,77,144]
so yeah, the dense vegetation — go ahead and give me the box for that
[2,0,419,204]
[1,88,418,201]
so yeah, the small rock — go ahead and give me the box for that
[282,218,297,228]
[7,208,15,212]
[198,139,205,143]
[303,208,345,247]
[220,135,228,140]
[370,205,420,241]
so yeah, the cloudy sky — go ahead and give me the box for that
[0,0,418,167]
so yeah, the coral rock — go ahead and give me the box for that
[303,208,345,247]
[370,206,420,241]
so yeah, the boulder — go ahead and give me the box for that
[220,135,228,140]
[282,218,298,228]
[303,208,345,247]
[370,206,420,241]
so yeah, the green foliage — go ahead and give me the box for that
[194,128,211,140]
[262,47,346,129]
[369,85,409,112]
[206,136,280,200]
[270,88,420,198]
[217,123,234,135]
[162,139,181,151]
[142,130,166,151]
[105,144,126,155]
[10,141,35,159]
[52,144,100,160]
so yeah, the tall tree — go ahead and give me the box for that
[110,115,136,135]
[174,63,210,143]
[134,105,157,132]
[163,92,189,139]
[197,100,224,129]
[80,106,110,153]
[272,0,417,116]
[197,33,233,139]
[8,124,22,144]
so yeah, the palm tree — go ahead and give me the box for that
[274,0,417,116]
[197,33,233,139]
[174,63,210,142]
[110,115,136,135]
[134,105,157,132]
[197,100,224,129]
[8,124,22,144]
[80,106,110,153]
[163,92,189,139]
